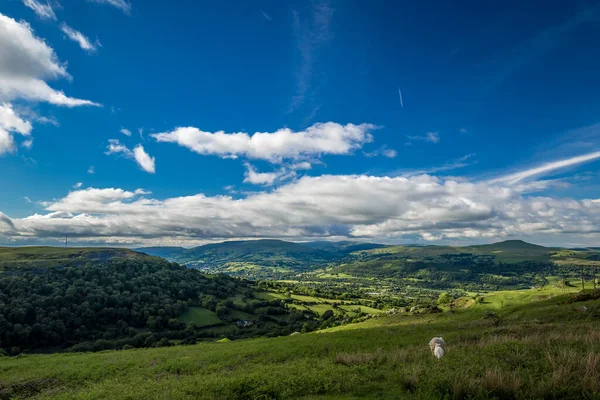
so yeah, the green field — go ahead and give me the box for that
[177,307,223,327]
[1,288,598,399]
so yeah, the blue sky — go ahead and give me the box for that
[1,0,600,247]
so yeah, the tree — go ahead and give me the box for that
[437,292,452,306]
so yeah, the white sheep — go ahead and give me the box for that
[428,337,445,351]
[433,344,445,359]
[429,336,445,359]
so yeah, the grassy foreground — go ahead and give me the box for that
[1,288,599,399]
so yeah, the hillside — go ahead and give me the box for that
[302,240,387,253]
[0,252,328,355]
[139,239,336,271]
[0,247,156,271]
[1,287,598,399]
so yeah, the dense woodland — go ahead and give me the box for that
[0,258,325,355]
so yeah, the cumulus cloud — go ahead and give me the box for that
[105,139,156,174]
[87,0,132,15]
[0,13,99,107]
[2,170,600,246]
[60,23,99,52]
[152,122,376,163]
[22,0,56,21]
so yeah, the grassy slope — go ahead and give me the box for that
[177,307,222,327]
[2,287,599,399]
[0,247,155,270]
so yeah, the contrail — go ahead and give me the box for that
[397,87,403,108]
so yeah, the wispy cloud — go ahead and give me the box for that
[22,0,56,21]
[60,23,99,52]
[21,139,33,149]
[490,151,600,185]
[485,3,600,90]
[397,88,403,108]
[73,182,83,189]
[407,132,440,144]
[120,128,132,136]
[364,145,397,158]
[24,196,32,203]
[87,0,131,15]
[87,165,95,174]
[260,10,272,21]
[395,154,476,177]
[289,0,334,112]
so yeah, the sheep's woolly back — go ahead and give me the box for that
[434,344,445,359]
[428,337,445,352]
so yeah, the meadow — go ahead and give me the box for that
[1,286,599,399]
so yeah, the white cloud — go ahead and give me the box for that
[491,151,600,185]
[289,161,312,170]
[60,23,99,52]
[21,139,33,149]
[105,139,156,174]
[407,132,440,144]
[0,103,33,154]
[87,165,95,174]
[22,0,56,21]
[106,138,132,157]
[243,163,282,185]
[0,103,32,136]
[24,196,32,203]
[120,128,131,136]
[133,145,156,174]
[2,171,600,246]
[35,115,59,126]
[87,0,132,15]
[73,182,83,189]
[364,146,397,158]
[0,13,99,107]
[0,128,16,155]
[152,122,376,163]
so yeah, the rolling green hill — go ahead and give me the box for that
[1,287,598,399]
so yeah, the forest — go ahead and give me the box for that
[0,257,328,355]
